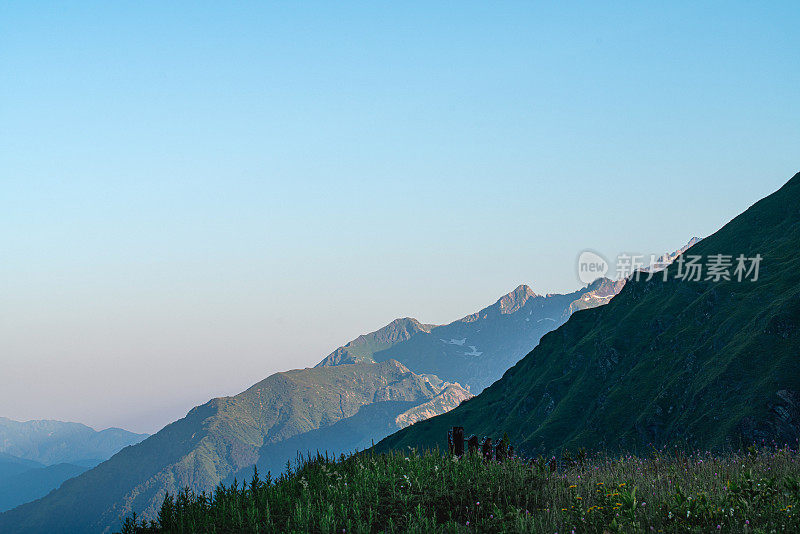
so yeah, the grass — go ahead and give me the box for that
[120,444,800,533]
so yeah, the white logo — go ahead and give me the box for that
[577,250,609,284]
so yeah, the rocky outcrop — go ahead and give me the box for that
[395,384,473,428]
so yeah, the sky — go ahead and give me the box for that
[1,1,798,434]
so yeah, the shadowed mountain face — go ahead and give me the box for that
[0,453,43,479]
[226,384,471,485]
[0,462,89,513]
[375,172,800,457]
[320,278,627,393]
[0,418,148,466]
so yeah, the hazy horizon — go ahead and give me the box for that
[2,2,798,434]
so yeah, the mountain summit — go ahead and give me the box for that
[497,284,539,314]
[316,318,435,367]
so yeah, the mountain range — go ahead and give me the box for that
[375,172,800,457]
[0,418,148,467]
[0,264,644,532]
[0,420,147,514]
[318,277,627,394]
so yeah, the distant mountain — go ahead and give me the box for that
[320,278,628,393]
[654,236,703,266]
[565,277,627,320]
[375,172,800,457]
[0,453,43,479]
[0,421,146,515]
[0,418,148,466]
[0,462,88,513]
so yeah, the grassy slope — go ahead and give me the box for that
[376,172,800,457]
[0,360,442,533]
[121,447,800,533]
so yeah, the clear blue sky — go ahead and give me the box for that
[1,1,798,433]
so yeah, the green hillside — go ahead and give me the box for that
[376,172,800,457]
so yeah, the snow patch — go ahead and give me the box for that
[464,346,483,357]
